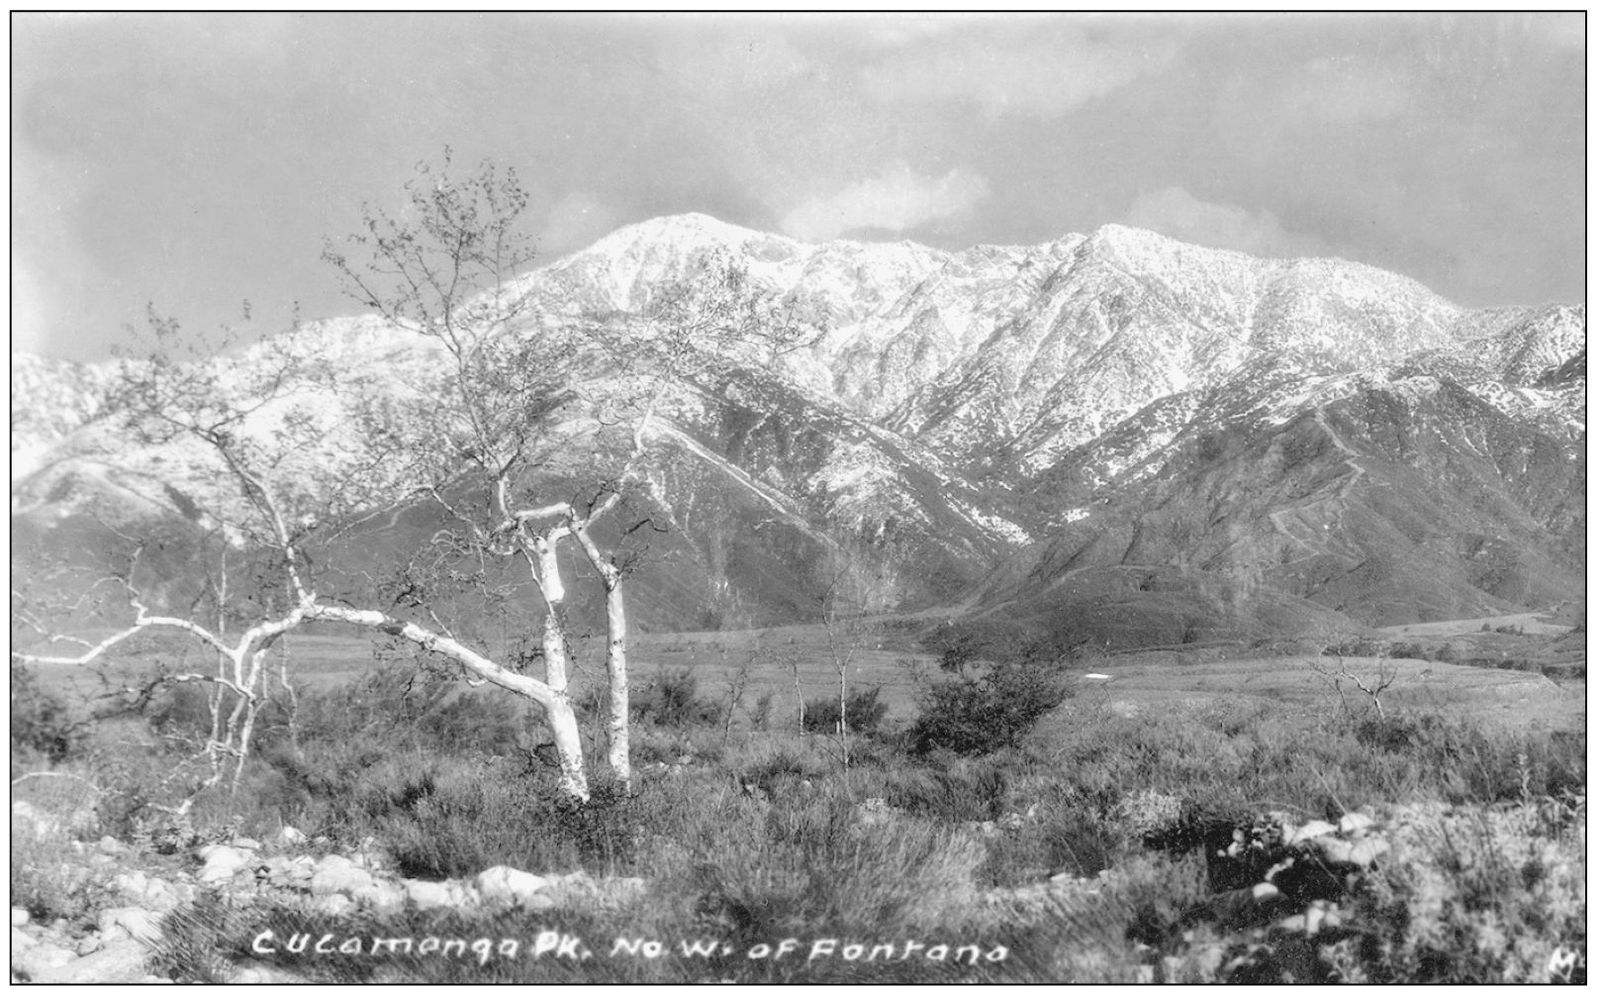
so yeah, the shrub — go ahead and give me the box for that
[909,662,1070,756]
[1324,638,1384,657]
[633,668,720,728]
[10,657,88,766]
[801,686,888,735]
[1337,800,1585,982]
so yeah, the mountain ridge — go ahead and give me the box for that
[10,214,1584,642]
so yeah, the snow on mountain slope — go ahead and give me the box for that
[10,213,1585,634]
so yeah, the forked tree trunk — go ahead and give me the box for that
[308,602,591,802]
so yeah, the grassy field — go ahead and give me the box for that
[34,606,1583,735]
[12,604,1588,984]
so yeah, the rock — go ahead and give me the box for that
[402,879,454,911]
[477,865,550,907]
[12,800,59,839]
[1347,835,1390,867]
[309,855,373,896]
[1338,812,1376,835]
[13,927,38,950]
[76,933,104,955]
[231,962,306,984]
[311,893,353,914]
[99,906,165,945]
[98,835,129,855]
[197,845,256,885]
[1288,820,1338,845]
[33,939,152,983]
[257,855,316,888]
[279,825,308,846]
[1309,834,1356,866]
[350,880,406,915]
[1250,881,1281,903]
[231,837,262,851]
[12,906,30,927]
[14,943,82,979]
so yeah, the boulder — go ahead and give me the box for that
[99,906,165,945]
[279,825,308,846]
[12,906,30,927]
[1347,835,1390,867]
[13,943,82,980]
[477,865,550,907]
[311,893,353,915]
[1308,834,1356,866]
[197,845,256,885]
[13,800,59,839]
[350,880,406,915]
[403,879,478,912]
[230,961,307,984]
[309,855,373,896]
[32,939,152,983]
[1288,820,1338,845]
[402,879,454,911]
[1338,812,1376,835]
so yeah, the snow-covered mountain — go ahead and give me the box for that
[10,215,1586,640]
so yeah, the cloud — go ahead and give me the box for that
[538,192,622,258]
[1279,57,1413,124]
[1125,187,1333,259]
[861,24,1178,118]
[652,27,813,100]
[779,163,991,242]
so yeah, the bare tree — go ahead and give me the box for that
[11,314,359,806]
[1309,654,1400,721]
[323,150,818,795]
[18,151,818,807]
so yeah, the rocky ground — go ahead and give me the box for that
[20,790,1553,985]
[10,802,646,984]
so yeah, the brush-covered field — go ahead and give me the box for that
[11,610,1587,983]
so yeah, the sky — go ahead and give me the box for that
[11,12,1587,362]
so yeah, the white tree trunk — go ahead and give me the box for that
[307,602,591,802]
[568,514,631,790]
[604,580,630,787]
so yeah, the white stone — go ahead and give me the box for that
[40,940,154,983]
[1288,820,1338,845]
[403,879,459,912]
[279,825,308,846]
[309,855,373,896]
[12,906,30,927]
[197,845,255,885]
[350,881,406,915]
[1338,812,1375,835]
[1348,835,1390,867]
[14,943,82,979]
[477,865,550,907]
[99,906,164,945]
[311,893,353,914]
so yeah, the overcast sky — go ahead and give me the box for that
[12,12,1586,361]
